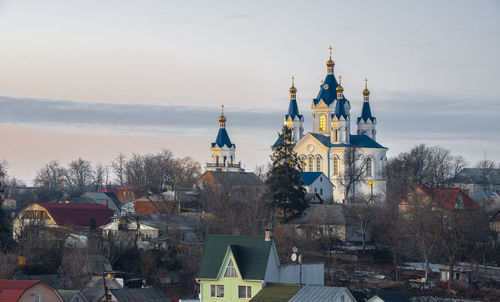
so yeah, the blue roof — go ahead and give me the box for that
[313,74,339,106]
[332,98,350,119]
[357,101,376,123]
[211,128,235,148]
[309,133,386,149]
[285,99,303,120]
[300,172,323,186]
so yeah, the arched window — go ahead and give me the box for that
[335,129,338,142]
[223,156,227,166]
[216,156,219,165]
[316,157,321,172]
[230,156,233,164]
[333,156,339,176]
[366,158,372,177]
[301,157,306,172]
[319,115,326,131]
[309,157,314,172]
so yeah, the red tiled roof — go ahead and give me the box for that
[36,203,114,228]
[418,186,478,210]
[0,279,41,301]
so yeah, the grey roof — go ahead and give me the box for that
[471,191,500,201]
[14,274,66,289]
[109,288,169,302]
[310,133,386,149]
[81,276,122,302]
[58,290,88,302]
[84,192,121,213]
[373,292,410,302]
[455,168,500,185]
[290,204,355,226]
[201,171,264,186]
[88,254,113,275]
[289,285,351,302]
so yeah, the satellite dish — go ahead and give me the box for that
[292,247,298,253]
[291,253,297,262]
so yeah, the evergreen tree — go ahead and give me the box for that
[266,126,307,223]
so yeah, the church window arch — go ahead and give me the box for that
[316,157,322,172]
[216,156,219,166]
[230,155,233,164]
[335,129,339,142]
[319,115,326,131]
[366,157,373,177]
[309,157,314,172]
[301,157,306,172]
[333,156,339,176]
[223,156,227,166]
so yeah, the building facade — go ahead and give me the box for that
[281,48,388,203]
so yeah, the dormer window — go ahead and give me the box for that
[224,259,238,278]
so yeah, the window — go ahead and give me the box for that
[316,157,321,172]
[320,188,323,195]
[238,285,252,299]
[301,157,306,172]
[333,157,339,176]
[341,295,345,302]
[34,295,41,302]
[366,158,372,177]
[224,259,238,278]
[335,129,338,141]
[314,188,317,193]
[210,284,224,298]
[75,297,80,302]
[309,157,314,172]
[319,115,326,131]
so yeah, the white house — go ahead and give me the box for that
[301,172,334,203]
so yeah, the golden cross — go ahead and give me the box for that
[329,45,333,59]
[291,76,295,86]
[221,104,224,115]
[365,78,368,89]
[339,74,342,85]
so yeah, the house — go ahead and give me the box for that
[0,279,64,302]
[116,184,148,202]
[109,288,169,302]
[58,290,89,302]
[250,284,356,302]
[83,192,121,213]
[367,292,410,302]
[399,186,478,212]
[81,276,123,302]
[455,167,500,195]
[300,172,335,203]
[101,215,161,241]
[439,267,473,287]
[13,203,115,240]
[289,203,365,242]
[196,232,323,301]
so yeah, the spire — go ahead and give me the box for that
[363,78,370,101]
[336,75,344,99]
[289,76,297,100]
[218,104,227,128]
[326,45,335,75]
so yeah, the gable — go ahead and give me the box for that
[197,235,272,280]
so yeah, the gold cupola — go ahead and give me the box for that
[363,78,370,96]
[336,75,344,99]
[218,104,227,127]
[326,45,335,74]
[289,76,297,99]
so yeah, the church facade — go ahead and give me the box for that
[282,48,388,203]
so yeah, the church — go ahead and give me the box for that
[282,47,388,203]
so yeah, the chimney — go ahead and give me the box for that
[265,228,272,241]
[105,198,108,207]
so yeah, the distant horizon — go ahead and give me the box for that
[1,0,499,184]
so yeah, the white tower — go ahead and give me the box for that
[206,105,244,172]
[284,76,304,143]
[356,79,377,140]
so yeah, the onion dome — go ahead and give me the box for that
[289,76,297,97]
[336,75,344,93]
[326,45,335,67]
[363,78,370,96]
[218,104,227,126]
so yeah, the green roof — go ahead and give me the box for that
[250,283,301,302]
[197,235,273,280]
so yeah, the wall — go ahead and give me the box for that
[19,283,64,302]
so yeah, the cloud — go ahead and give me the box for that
[224,14,252,20]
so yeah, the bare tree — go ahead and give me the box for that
[112,153,126,186]
[0,158,7,180]
[350,196,376,252]
[93,163,107,191]
[33,160,67,201]
[65,158,93,196]
[475,154,497,192]
[339,147,368,204]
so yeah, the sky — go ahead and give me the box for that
[0,0,499,184]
